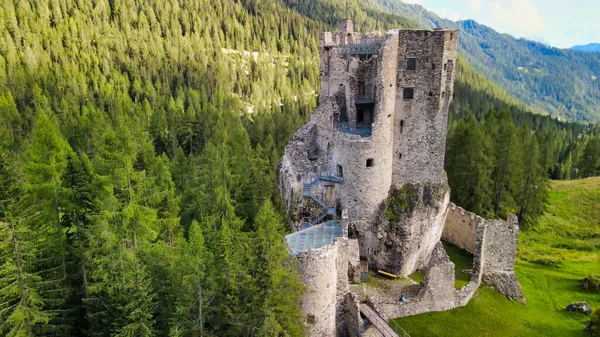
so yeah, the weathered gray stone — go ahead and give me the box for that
[295,240,341,337]
[482,271,526,303]
[442,202,484,254]
[348,239,361,283]
[582,274,600,291]
[566,302,592,315]
[481,215,526,303]
[346,292,363,337]
[279,19,525,336]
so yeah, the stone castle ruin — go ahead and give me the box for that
[279,20,525,337]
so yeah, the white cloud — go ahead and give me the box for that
[466,0,482,13]
[488,0,545,35]
[437,7,468,21]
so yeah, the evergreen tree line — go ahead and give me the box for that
[446,57,600,227]
[0,0,315,335]
[0,0,599,335]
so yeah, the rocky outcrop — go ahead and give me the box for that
[482,271,526,303]
[566,302,592,315]
[369,182,450,277]
[582,274,600,291]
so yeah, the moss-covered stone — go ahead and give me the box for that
[582,274,600,292]
[385,183,420,222]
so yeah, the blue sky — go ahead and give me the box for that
[404,0,600,48]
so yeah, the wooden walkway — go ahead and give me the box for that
[360,304,400,337]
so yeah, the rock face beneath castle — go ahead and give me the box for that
[280,20,523,336]
[372,182,450,276]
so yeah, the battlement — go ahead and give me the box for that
[443,203,484,254]
[319,19,457,49]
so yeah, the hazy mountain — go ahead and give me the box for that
[572,43,600,53]
[367,0,600,122]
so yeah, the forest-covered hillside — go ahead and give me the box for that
[0,0,599,336]
[0,0,322,335]
[572,43,600,53]
[368,0,600,122]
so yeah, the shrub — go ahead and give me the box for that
[530,257,562,268]
[585,307,600,335]
[582,274,600,292]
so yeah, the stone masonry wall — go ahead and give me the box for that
[326,32,398,225]
[294,214,356,337]
[482,215,519,272]
[369,210,526,318]
[370,242,459,318]
[442,202,484,254]
[481,214,526,303]
[335,235,350,335]
[296,241,339,337]
[346,292,363,337]
[392,30,458,186]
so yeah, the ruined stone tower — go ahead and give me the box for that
[279,20,524,337]
[280,19,458,276]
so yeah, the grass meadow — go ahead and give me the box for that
[393,177,600,336]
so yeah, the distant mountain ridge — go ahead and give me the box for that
[572,43,600,53]
[367,0,600,122]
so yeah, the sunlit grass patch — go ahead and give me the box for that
[393,178,600,336]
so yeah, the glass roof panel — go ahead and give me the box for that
[285,220,343,256]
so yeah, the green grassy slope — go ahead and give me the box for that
[393,178,600,336]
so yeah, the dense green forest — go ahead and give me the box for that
[446,57,600,223]
[0,0,317,335]
[0,0,599,336]
[369,0,600,122]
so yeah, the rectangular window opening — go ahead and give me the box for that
[366,158,374,167]
[358,81,366,97]
[403,88,414,100]
[337,164,343,177]
[407,58,417,70]
[357,109,364,123]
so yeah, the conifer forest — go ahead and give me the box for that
[0,0,598,336]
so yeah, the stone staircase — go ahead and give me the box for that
[301,174,343,227]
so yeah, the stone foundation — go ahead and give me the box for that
[368,183,450,277]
